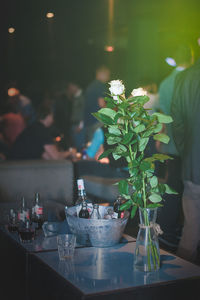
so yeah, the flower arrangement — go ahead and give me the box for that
[93,79,177,218]
[93,79,177,271]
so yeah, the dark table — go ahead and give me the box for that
[29,242,200,300]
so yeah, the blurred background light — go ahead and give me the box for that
[46,12,54,19]
[165,57,176,67]
[8,88,19,97]
[104,45,114,52]
[8,27,15,34]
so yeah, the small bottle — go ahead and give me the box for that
[18,218,35,243]
[78,201,90,219]
[90,204,101,219]
[104,208,114,220]
[8,209,18,232]
[113,195,125,219]
[31,192,44,230]
[18,197,29,223]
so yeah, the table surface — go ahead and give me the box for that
[0,225,135,253]
[35,242,200,296]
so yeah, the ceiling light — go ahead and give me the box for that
[8,27,15,34]
[46,12,54,19]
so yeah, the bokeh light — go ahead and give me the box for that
[8,27,15,34]
[46,12,54,19]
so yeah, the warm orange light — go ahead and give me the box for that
[55,136,61,142]
[8,88,19,97]
[104,45,114,52]
[8,27,15,34]
[46,12,54,19]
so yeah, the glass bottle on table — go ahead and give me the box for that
[31,192,44,230]
[90,204,101,219]
[78,201,90,219]
[113,195,125,219]
[18,217,35,243]
[75,178,93,215]
[18,197,30,225]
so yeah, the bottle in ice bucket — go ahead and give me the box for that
[31,192,44,230]
[75,179,87,205]
[18,197,30,224]
[78,201,90,219]
[75,178,93,215]
[113,195,125,219]
[90,204,101,219]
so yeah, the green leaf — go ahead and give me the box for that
[158,183,166,194]
[150,176,158,188]
[164,184,178,195]
[153,123,163,133]
[98,108,117,119]
[121,132,134,144]
[133,124,146,133]
[115,144,127,154]
[92,112,114,125]
[149,193,162,203]
[153,133,170,144]
[139,137,149,151]
[142,128,154,137]
[132,95,150,106]
[114,112,123,124]
[108,126,121,136]
[112,152,121,160]
[131,205,138,219]
[139,160,151,171]
[118,180,129,195]
[98,148,113,160]
[120,199,133,211]
[152,153,173,162]
[147,203,163,208]
[153,112,173,124]
[133,179,143,190]
[107,136,122,145]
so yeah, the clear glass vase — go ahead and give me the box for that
[134,207,160,272]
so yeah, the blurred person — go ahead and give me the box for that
[0,101,26,148]
[74,123,128,180]
[9,104,76,161]
[68,82,85,152]
[156,44,193,250]
[171,37,200,263]
[7,85,36,125]
[83,65,110,143]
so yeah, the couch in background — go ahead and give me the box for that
[0,159,74,223]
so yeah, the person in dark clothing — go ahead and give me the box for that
[9,104,75,160]
[171,45,200,263]
[83,65,110,143]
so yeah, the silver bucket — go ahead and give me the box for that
[65,206,129,247]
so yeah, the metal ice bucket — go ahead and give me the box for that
[65,206,129,247]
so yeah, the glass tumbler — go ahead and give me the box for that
[57,234,76,260]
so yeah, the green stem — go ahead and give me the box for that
[142,172,147,209]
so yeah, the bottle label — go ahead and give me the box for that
[18,210,29,222]
[120,211,125,219]
[36,207,43,215]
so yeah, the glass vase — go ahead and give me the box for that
[134,207,160,272]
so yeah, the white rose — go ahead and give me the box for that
[131,87,147,97]
[109,80,125,96]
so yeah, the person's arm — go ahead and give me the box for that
[43,144,76,160]
[85,127,104,159]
